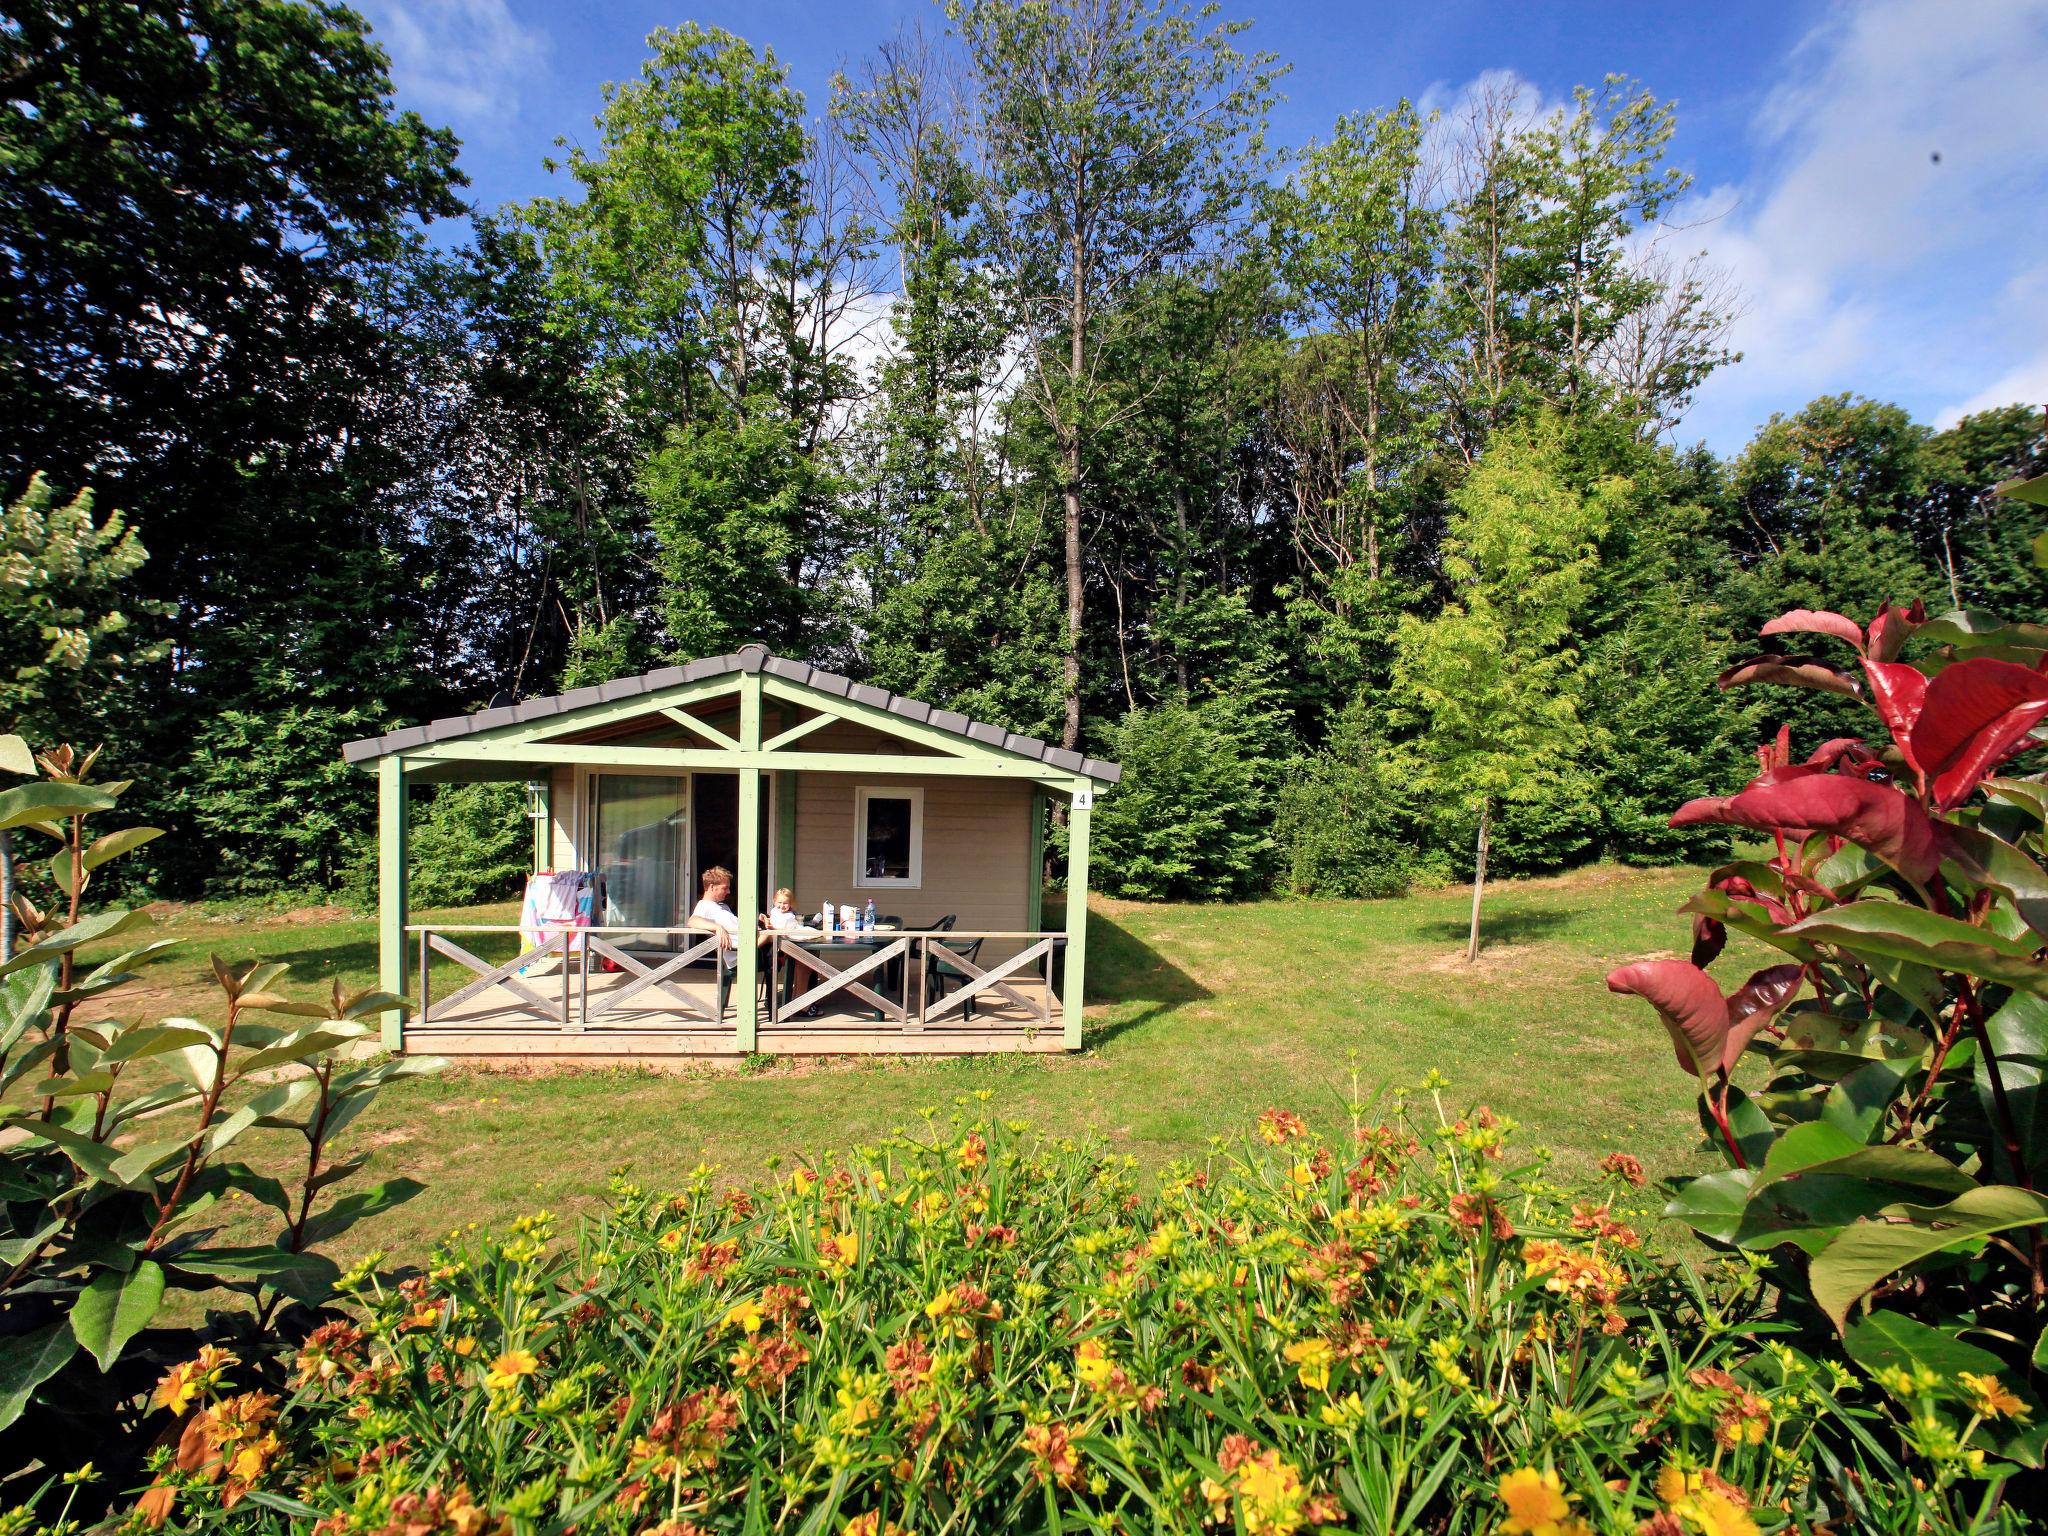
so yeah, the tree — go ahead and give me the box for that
[524,24,877,661]
[951,0,1281,751]
[0,474,168,953]
[1269,103,1442,591]
[1394,417,1613,958]
[1,0,468,895]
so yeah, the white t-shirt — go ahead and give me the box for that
[693,896,739,943]
[766,906,807,933]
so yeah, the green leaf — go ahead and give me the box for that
[108,1134,196,1189]
[1665,1168,1756,1243]
[1811,1184,2048,1330]
[1941,824,2048,942]
[1979,989,2048,1181]
[1722,1083,1775,1167]
[1985,777,2048,826]
[0,1320,78,1430]
[69,1260,165,1371]
[1822,1059,1913,1144]
[0,907,155,979]
[99,1020,216,1066]
[1993,470,2048,508]
[1773,1012,1930,1078]
[0,736,37,778]
[1782,901,2048,988]
[6,1116,122,1182]
[26,1069,113,1098]
[234,1021,374,1075]
[82,826,164,870]
[169,1245,341,1302]
[295,1178,425,1250]
[0,965,55,1052]
[1844,1311,2006,1380]
[1920,608,2048,651]
[0,782,114,831]
[1730,1137,1976,1256]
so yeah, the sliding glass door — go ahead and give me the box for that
[590,774,687,943]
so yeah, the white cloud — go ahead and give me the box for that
[360,0,549,136]
[1673,0,2048,451]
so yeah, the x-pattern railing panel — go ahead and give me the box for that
[771,937,907,1024]
[424,930,569,1025]
[925,938,1054,1024]
[406,926,1063,1036]
[581,934,723,1025]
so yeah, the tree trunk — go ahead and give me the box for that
[1170,480,1191,691]
[1062,448,1085,752]
[0,829,13,963]
[1466,800,1490,962]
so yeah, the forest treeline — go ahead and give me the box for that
[2,0,2043,902]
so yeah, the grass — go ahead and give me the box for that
[82,861,1746,1271]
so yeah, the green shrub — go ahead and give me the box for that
[1608,589,2048,1499]
[344,781,532,912]
[1092,693,1275,901]
[0,738,433,1518]
[127,1078,2010,1534]
[1273,753,1417,899]
[407,782,531,908]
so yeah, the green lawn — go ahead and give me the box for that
[99,862,1743,1268]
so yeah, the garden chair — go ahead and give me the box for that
[922,917,989,1022]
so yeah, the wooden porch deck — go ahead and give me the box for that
[403,927,1068,1063]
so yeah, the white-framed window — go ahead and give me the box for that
[854,786,923,888]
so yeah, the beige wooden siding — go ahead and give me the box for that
[548,766,576,869]
[792,769,1036,953]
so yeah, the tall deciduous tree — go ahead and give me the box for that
[525,23,877,659]
[951,0,1281,750]
[1395,417,1614,958]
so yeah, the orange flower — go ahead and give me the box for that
[1257,1108,1307,1145]
[1497,1467,1572,1535]
[1958,1371,2030,1421]
[1656,1466,1758,1536]
[1022,1420,1085,1490]
[485,1349,538,1390]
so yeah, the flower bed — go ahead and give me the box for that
[126,1081,2014,1535]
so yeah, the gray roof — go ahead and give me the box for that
[340,644,1121,782]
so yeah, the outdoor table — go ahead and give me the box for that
[775,932,906,1021]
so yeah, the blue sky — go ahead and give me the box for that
[359,0,2048,455]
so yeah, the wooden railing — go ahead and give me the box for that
[403,925,1065,1033]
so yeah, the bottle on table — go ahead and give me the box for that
[865,898,877,932]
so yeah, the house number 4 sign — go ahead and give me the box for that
[1073,788,1095,809]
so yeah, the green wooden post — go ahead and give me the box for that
[531,776,551,872]
[734,671,764,1051]
[775,770,797,892]
[1061,785,1091,1050]
[1026,791,1045,931]
[378,756,409,1051]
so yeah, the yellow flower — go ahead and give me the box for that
[1687,1496,1759,1536]
[819,1229,859,1275]
[1282,1338,1335,1393]
[485,1349,538,1390]
[1497,1467,1570,1535]
[1074,1338,1116,1390]
[1958,1371,2030,1420]
[723,1299,766,1334]
[1657,1466,1759,1536]
[451,1336,478,1357]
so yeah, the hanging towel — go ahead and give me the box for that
[521,870,594,959]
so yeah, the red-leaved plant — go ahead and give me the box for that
[1609,590,2048,1474]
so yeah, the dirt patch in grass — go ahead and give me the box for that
[1411,939,1590,983]
[142,900,357,926]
